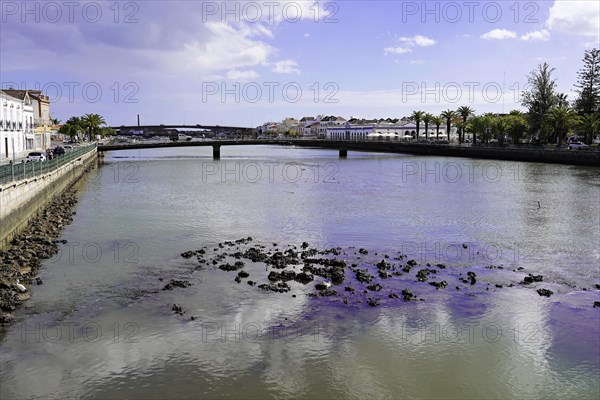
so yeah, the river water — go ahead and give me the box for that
[1,146,599,399]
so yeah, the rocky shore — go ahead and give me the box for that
[172,238,600,317]
[0,164,93,326]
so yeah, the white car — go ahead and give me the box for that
[26,152,47,162]
[567,142,589,150]
[63,145,74,153]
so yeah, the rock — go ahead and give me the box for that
[247,280,257,286]
[521,274,543,284]
[280,270,297,281]
[172,304,184,315]
[358,248,368,255]
[267,271,281,281]
[388,292,399,299]
[401,289,415,302]
[366,283,382,291]
[234,276,242,283]
[536,288,553,297]
[460,271,477,285]
[429,281,448,290]
[258,282,291,293]
[237,270,249,278]
[344,286,355,293]
[594,301,600,308]
[294,272,314,284]
[35,277,43,285]
[416,269,436,282]
[181,251,195,258]
[367,298,379,307]
[301,242,309,249]
[218,263,243,272]
[162,279,192,291]
[595,284,600,290]
[315,281,332,291]
[355,269,374,284]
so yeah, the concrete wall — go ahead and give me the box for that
[0,149,97,249]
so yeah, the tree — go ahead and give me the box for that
[505,114,528,144]
[467,115,491,143]
[575,113,600,144]
[422,113,433,140]
[440,110,456,141]
[522,62,558,141]
[81,113,107,140]
[431,116,443,139]
[457,106,474,144]
[59,117,83,141]
[547,107,577,146]
[574,48,600,115]
[411,111,425,140]
[50,117,61,126]
[492,116,509,144]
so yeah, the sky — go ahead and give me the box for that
[1,0,599,127]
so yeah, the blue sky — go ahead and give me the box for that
[1,0,599,127]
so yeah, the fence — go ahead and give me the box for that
[0,144,96,185]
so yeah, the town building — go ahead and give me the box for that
[0,90,35,161]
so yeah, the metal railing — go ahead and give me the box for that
[0,144,96,185]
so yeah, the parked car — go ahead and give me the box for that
[27,152,47,162]
[53,146,65,156]
[567,142,589,150]
[63,145,74,153]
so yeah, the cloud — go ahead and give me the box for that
[480,29,518,40]
[521,30,551,41]
[272,60,301,74]
[547,0,600,37]
[226,70,260,80]
[384,34,436,56]
[399,35,436,47]
[384,47,412,55]
[410,60,425,65]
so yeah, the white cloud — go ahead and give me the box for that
[410,60,425,65]
[384,34,435,56]
[480,29,518,40]
[272,60,300,74]
[384,47,412,55]
[521,30,551,41]
[399,35,436,47]
[226,69,260,80]
[547,0,600,37]
[304,33,310,38]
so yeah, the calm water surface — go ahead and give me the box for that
[1,146,599,399]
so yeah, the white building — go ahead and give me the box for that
[0,90,33,161]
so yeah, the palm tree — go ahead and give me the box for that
[50,117,61,127]
[440,110,456,142]
[493,117,509,144]
[457,106,475,144]
[575,113,600,144]
[431,116,443,139]
[505,113,528,144]
[411,111,425,140]
[547,107,577,146]
[59,116,84,141]
[81,113,107,140]
[422,113,433,140]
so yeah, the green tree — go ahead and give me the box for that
[457,106,474,144]
[411,111,425,140]
[574,48,600,115]
[575,113,600,144]
[58,116,84,141]
[492,116,509,144]
[522,63,558,141]
[440,110,456,141]
[81,113,107,140]
[505,114,528,144]
[547,107,577,146]
[422,113,433,140]
[431,116,443,139]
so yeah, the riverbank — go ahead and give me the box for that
[0,163,94,325]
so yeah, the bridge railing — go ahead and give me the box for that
[0,144,97,186]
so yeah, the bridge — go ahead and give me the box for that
[97,139,600,166]
[109,124,253,135]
